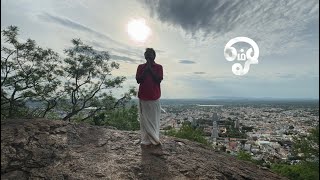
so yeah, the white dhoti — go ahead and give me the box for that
[139,99,161,145]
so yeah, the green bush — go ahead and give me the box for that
[237,150,252,161]
[98,105,140,131]
[162,125,173,130]
[271,162,319,180]
[236,150,264,165]
[271,126,319,180]
[164,122,210,146]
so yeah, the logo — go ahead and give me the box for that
[224,37,259,76]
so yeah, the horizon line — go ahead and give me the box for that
[131,97,319,100]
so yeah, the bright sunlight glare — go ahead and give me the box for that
[127,18,151,43]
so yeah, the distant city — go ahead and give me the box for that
[157,98,319,165]
[26,98,319,165]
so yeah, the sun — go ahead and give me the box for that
[127,18,151,43]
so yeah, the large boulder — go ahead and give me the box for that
[1,118,286,180]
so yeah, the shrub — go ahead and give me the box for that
[165,122,210,146]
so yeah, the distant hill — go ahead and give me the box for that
[1,118,286,179]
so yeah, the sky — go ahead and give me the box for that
[1,0,319,99]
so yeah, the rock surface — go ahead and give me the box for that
[1,118,286,180]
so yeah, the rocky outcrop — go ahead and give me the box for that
[1,118,286,180]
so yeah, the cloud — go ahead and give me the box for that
[109,47,143,58]
[38,13,146,64]
[276,73,298,79]
[175,73,319,99]
[37,12,161,59]
[155,49,165,53]
[179,60,196,64]
[143,0,244,36]
[86,41,107,49]
[86,41,144,64]
[142,0,319,56]
[194,72,206,74]
[110,55,140,64]
[37,12,126,47]
[87,40,144,59]
[143,0,318,36]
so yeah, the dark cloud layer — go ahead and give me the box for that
[143,0,253,36]
[142,0,318,38]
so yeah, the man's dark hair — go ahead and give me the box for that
[145,48,156,58]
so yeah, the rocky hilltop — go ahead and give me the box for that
[1,119,286,180]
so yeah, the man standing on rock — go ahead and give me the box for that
[136,48,163,146]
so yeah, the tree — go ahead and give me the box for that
[1,26,136,121]
[61,39,135,121]
[1,26,62,118]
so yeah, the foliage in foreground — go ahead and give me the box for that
[90,104,140,131]
[1,25,136,121]
[164,122,211,146]
[1,26,61,118]
[272,126,319,180]
[236,150,261,164]
[237,126,319,180]
[271,162,319,180]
